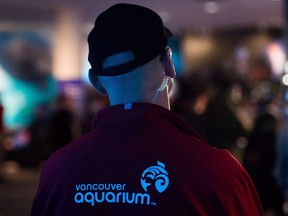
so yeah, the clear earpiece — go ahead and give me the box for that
[153,76,169,103]
[158,76,169,92]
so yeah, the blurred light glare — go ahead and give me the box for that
[265,41,286,76]
[182,36,214,58]
[204,2,219,14]
[282,74,288,86]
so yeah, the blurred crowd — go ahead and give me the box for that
[171,62,286,215]
[0,32,288,216]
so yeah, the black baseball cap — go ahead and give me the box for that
[88,3,172,76]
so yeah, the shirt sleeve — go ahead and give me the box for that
[227,167,264,216]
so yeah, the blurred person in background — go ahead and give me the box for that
[243,100,284,215]
[32,3,263,215]
[202,68,248,152]
[27,94,82,165]
[172,67,248,153]
[243,61,285,216]
[171,70,210,135]
[46,94,81,156]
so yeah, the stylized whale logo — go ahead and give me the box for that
[140,161,169,193]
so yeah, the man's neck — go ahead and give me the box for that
[108,88,170,110]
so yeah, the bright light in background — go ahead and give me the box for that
[204,2,219,14]
[53,7,82,81]
[282,74,288,86]
[282,59,288,86]
[265,41,286,76]
[182,37,214,57]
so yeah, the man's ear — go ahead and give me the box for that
[161,48,176,78]
[88,69,107,95]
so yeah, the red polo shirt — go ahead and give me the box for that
[32,103,263,215]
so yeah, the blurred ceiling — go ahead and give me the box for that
[0,0,284,34]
